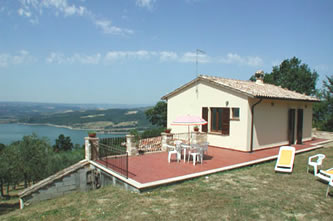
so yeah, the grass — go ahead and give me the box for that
[1,143,333,221]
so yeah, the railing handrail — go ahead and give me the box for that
[99,143,126,154]
[97,137,128,179]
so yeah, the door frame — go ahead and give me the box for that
[296,109,304,144]
[288,109,296,145]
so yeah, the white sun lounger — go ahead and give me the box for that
[316,167,333,183]
[274,146,296,173]
[316,168,333,197]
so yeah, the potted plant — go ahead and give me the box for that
[88,131,96,138]
[165,128,172,133]
[194,126,199,132]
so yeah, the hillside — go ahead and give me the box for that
[0,102,153,131]
[20,108,152,131]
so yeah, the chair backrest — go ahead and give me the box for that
[191,143,201,152]
[174,140,182,151]
[316,154,326,165]
[201,142,209,150]
[309,154,326,165]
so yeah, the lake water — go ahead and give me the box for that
[0,124,126,145]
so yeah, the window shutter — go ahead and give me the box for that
[202,107,208,132]
[221,108,230,135]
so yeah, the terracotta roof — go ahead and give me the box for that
[162,75,319,102]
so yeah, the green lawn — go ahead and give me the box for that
[1,143,333,221]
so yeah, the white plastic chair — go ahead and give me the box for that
[201,142,209,155]
[188,144,202,166]
[307,154,325,176]
[168,140,182,163]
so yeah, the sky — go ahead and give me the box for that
[0,0,332,105]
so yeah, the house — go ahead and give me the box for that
[161,71,319,152]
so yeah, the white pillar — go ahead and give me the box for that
[84,137,99,160]
[84,138,91,160]
[161,132,173,151]
[126,134,137,156]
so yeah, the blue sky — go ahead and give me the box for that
[0,0,332,105]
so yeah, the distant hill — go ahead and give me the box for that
[0,102,153,131]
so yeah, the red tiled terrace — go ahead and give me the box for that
[95,138,329,190]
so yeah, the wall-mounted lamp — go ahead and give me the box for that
[226,101,229,106]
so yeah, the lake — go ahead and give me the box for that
[0,123,126,145]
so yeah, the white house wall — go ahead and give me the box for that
[166,81,250,151]
[301,103,313,142]
[252,99,313,150]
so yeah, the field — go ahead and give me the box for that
[1,142,333,220]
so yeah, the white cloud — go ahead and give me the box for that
[0,54,9,67]
[46,52,101,64]
[159,51,178,61]
[46,52,65,64]
[44,50,263,67]
[136,0,156,10]
[219,53,263,67]
[0,50,36,67]
[180,52,211,63]
[104,50,152,62]
[95,19,134,35]
[16,0,133,35]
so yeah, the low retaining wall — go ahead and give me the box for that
[19,160,139,209]
[21,166,90,207]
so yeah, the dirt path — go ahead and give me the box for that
[313,130,333,147]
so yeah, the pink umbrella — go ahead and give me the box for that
[171,115,207,143]
[171,115,207,126]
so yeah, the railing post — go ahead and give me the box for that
[85,137,99,160]
[126,134,137,156]
[161,132,173,151]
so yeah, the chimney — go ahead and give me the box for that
[255,70,264,85]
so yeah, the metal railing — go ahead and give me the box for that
[99,137,128,179]
[170,132,207,144]
[170,133,192,144]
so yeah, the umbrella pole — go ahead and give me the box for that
[188,125,190,145]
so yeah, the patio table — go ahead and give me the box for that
[181,143,202,163]
[181,143,191,162]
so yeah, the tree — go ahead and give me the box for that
[0,143,5,152]
[145,101,167,127]
[250,57,319,96]
[314,75,333,131]
[17,134,51,187]
[54,134,73,152]
[0,144,24,196]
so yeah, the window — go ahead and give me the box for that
[210,107,230,135]
[232,108,240,119]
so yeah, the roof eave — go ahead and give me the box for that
[161,76,255,100]
[161,77,201,100]
[254,96,320,103]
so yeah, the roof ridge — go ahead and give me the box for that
[200,74,252,83]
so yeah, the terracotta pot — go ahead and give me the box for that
[194,127,199,132]
[88,133,96,138]
[165,129,171,133]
